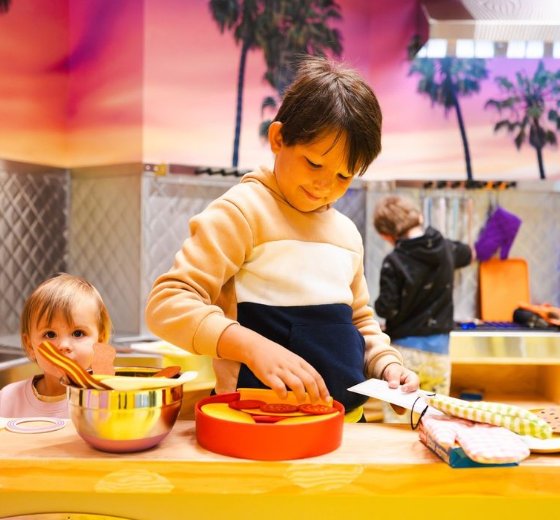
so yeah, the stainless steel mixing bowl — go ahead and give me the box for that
[66,367,183,453]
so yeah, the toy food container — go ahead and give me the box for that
[195,388,344,460]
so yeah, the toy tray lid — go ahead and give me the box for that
[195,389,345,461]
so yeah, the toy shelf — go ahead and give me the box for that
[449,332,560,408]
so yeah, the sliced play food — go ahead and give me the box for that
[228,399,266,410]
[278,411,340,425]
[99,371,197,391]
[260,403,299,414]
[238,388,334,408]
[534,407,560,433]
[298,403,337,415]
[38,341,111,390]
[252,415,286,424]
[152,365,182,378]
[201,403,256,424]
[91,342,116,376]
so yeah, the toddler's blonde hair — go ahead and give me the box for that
[373,195,422,240]
[20,273,112,359]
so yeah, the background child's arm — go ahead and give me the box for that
[217,324,329,403]
[350,259,404,380]
[373,259,401,320]
[449,240,473,268]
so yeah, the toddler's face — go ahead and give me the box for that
[270,125,355,212]
[27,297,100,378]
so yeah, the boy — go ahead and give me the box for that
[373,195,473,420]
[146,57,419,419]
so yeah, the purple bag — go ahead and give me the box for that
[475,206,522,261]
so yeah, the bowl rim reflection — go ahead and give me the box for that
[62,366,184,397]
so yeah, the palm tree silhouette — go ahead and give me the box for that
[409,56,488,181]
[209,0,343,163]
[485,61,560,180]
[209,0,265,167]
[0,0,11,14]
[257,0,343,140]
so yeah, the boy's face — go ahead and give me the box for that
[269,122,355,212]
[24,298,100,379]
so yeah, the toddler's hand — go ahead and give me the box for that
[382,363,419,392]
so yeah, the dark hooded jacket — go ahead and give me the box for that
[374,227,471,340]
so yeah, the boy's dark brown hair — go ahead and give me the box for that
[373,195,422,240]
[273,56,382,177]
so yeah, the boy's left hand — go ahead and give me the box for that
[382,363,419,393]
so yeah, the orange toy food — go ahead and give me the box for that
[228,399,266,410]
[38,341,111,390]
[91,342,116,376]
[152,365,182,378]
[260,403,298,414]
[298,403,337,415]
[196,389,344,460]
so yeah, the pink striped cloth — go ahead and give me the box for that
[421,415,530,464]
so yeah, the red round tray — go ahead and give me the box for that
[195,390,345,460]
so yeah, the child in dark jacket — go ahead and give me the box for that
[373,195,474,422]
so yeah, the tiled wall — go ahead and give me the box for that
[0,162,68,338]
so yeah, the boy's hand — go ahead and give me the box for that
[218,324,330,404]
[382,362,419,392]
[247,340,330,404]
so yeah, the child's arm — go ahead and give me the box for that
[146,197,252,357]
[146,195,329,403]
[218,324,329,403]
[450,240,474,268]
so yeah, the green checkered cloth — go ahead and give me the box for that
[426,395,552,440]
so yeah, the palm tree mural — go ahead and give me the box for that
[258,0,343,140]
[409,56,488,181]
[209,0,264,167]
[209,0,343,164]
[0,0,11,14]
[485,61,560,180]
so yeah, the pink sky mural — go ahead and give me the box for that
[0,0,558,179]
[0,0,67,165]
[145,0,560,180]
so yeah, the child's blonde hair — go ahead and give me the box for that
[373,195,422,240]
[20,273,112,359]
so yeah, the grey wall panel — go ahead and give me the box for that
[0,167,68,337]
[141,176,231,335]
[69,168,142,335]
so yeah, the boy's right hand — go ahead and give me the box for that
[217,324,330,404]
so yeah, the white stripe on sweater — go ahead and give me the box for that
[235,240,361,307]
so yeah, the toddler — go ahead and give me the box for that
[146,56,419,421]
[0,273,112,418]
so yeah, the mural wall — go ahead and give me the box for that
[0,0,559,180]
[0,0,67,165]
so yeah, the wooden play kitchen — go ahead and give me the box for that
[0,420,559,520]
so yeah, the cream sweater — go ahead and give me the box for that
[146,166,402,403]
